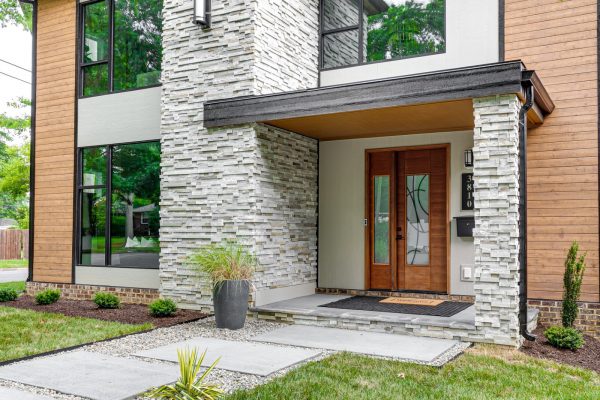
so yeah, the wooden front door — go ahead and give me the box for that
[367,147,448,292]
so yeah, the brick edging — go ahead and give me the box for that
[26,282,159,305]
[528,299,600,339]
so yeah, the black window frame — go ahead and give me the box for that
[76,139,161,269]
[77,0,162,98]
[318,0,447,71]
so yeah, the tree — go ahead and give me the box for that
[0,142,30,229]
[0,0,32,32]
[562,242,586,328]
[0,98,31,151]
[367,0,445,62]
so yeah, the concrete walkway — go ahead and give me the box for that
[0,268,27,283]
[0,323,466,399]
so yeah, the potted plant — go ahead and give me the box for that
[189,241,256,330]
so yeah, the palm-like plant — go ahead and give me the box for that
[147,347,223,400]
[189,241,256,286]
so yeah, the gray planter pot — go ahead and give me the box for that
[213,280,250,330]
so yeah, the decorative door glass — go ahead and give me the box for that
[406,175,429,265]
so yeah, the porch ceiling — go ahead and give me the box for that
[204,61,554,140]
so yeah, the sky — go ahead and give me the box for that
[0,24,32,144]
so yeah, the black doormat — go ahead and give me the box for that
[319,296,472,317]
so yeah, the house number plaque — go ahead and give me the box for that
[462,173,474,211]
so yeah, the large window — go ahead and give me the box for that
[78,142,161,268]
[80,0,163,97]
[321,0,446,69]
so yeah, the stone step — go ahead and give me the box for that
[250,294,540,343]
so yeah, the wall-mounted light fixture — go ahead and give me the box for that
[464,148,474,168]
[194,0,211,28]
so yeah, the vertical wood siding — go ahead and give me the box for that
[33,0,76,282]
[505,0,599,301]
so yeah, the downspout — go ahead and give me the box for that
[19,0,37,284]
[518,78,535,341]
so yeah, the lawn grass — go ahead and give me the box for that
[0,306,152,362]
[0,259,27,269]
[225,347,600,400]
[0,281,26,293]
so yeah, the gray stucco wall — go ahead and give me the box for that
[159,0,319,310]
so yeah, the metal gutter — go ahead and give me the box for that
[518,78,535,342]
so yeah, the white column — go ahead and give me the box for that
[472,95,522,347]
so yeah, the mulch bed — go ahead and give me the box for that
[4,295,208,328]
[520,327,600,373]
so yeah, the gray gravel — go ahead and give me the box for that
[0,317,469,399]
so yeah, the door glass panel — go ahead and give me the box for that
[373,175,390,264]
[406,175,429,265]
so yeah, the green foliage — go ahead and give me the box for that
[35,289,61,305]
[0,142,30,199]
[0,98,31,145]
[544,326,584,350]
[148,347,223,400]
[367,0,445,62]
[0,0,32,31]
[189,241,256,286]
[0,288,18,302]
[224,352,600,400]
[93,292,121,309]
[0,306,151,362]
[562,242,586,328]
[149,298,177,317]
[0,281,25,293]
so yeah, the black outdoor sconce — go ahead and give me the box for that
[194,0,211,28]
[464,148,473,168]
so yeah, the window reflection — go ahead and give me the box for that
[80,188,107,265]
[110,142,161,268]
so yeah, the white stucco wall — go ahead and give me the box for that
[318,131,475,296]
[75,266,160,289]
[320,0,499,86]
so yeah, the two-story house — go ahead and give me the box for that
[26,0,598,347]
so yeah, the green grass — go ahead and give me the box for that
[0,281,26,293]
[0,259,27,269]
[0,306,152,362]
[225,349,600,400]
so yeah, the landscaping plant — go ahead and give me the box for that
[544,326,584,350]
[34,289,61,305]
[0,288,18,302]
[147,347,223,400]
[544,241,586,350]
[94,292,121,309]
[149,298,177,317]
[189,241,256,330]
[562,241,586,328]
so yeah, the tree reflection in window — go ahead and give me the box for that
[111,142,161,268]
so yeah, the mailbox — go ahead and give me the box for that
[455,216,475,238]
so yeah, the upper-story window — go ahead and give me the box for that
[80,0,163,97]
[320,0,446,70]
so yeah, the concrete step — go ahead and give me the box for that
[250,294,540,343]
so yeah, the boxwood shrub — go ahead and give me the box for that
[544,326,584,350]
[0,288,18,302]
[149,298,177,317]
[94,292,121,309]
[35,289,61,305]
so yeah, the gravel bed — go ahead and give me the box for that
[0,317,470,399]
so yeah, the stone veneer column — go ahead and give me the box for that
[159,0,319,310]
[472,95,522,347]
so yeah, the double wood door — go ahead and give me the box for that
[367,147,448,293]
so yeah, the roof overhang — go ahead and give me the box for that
[204,61,555,140]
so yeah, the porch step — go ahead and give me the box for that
[250,294,477,342]
[250,294,540,343]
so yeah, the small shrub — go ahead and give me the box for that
[0,288,18,302]
[94,292,120,309]
[544,326,584,350]
[35,289,61,305]
[189,241,256,287]
[149,298,177,317]
[147,347,223,400]
[562,241,586,328]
